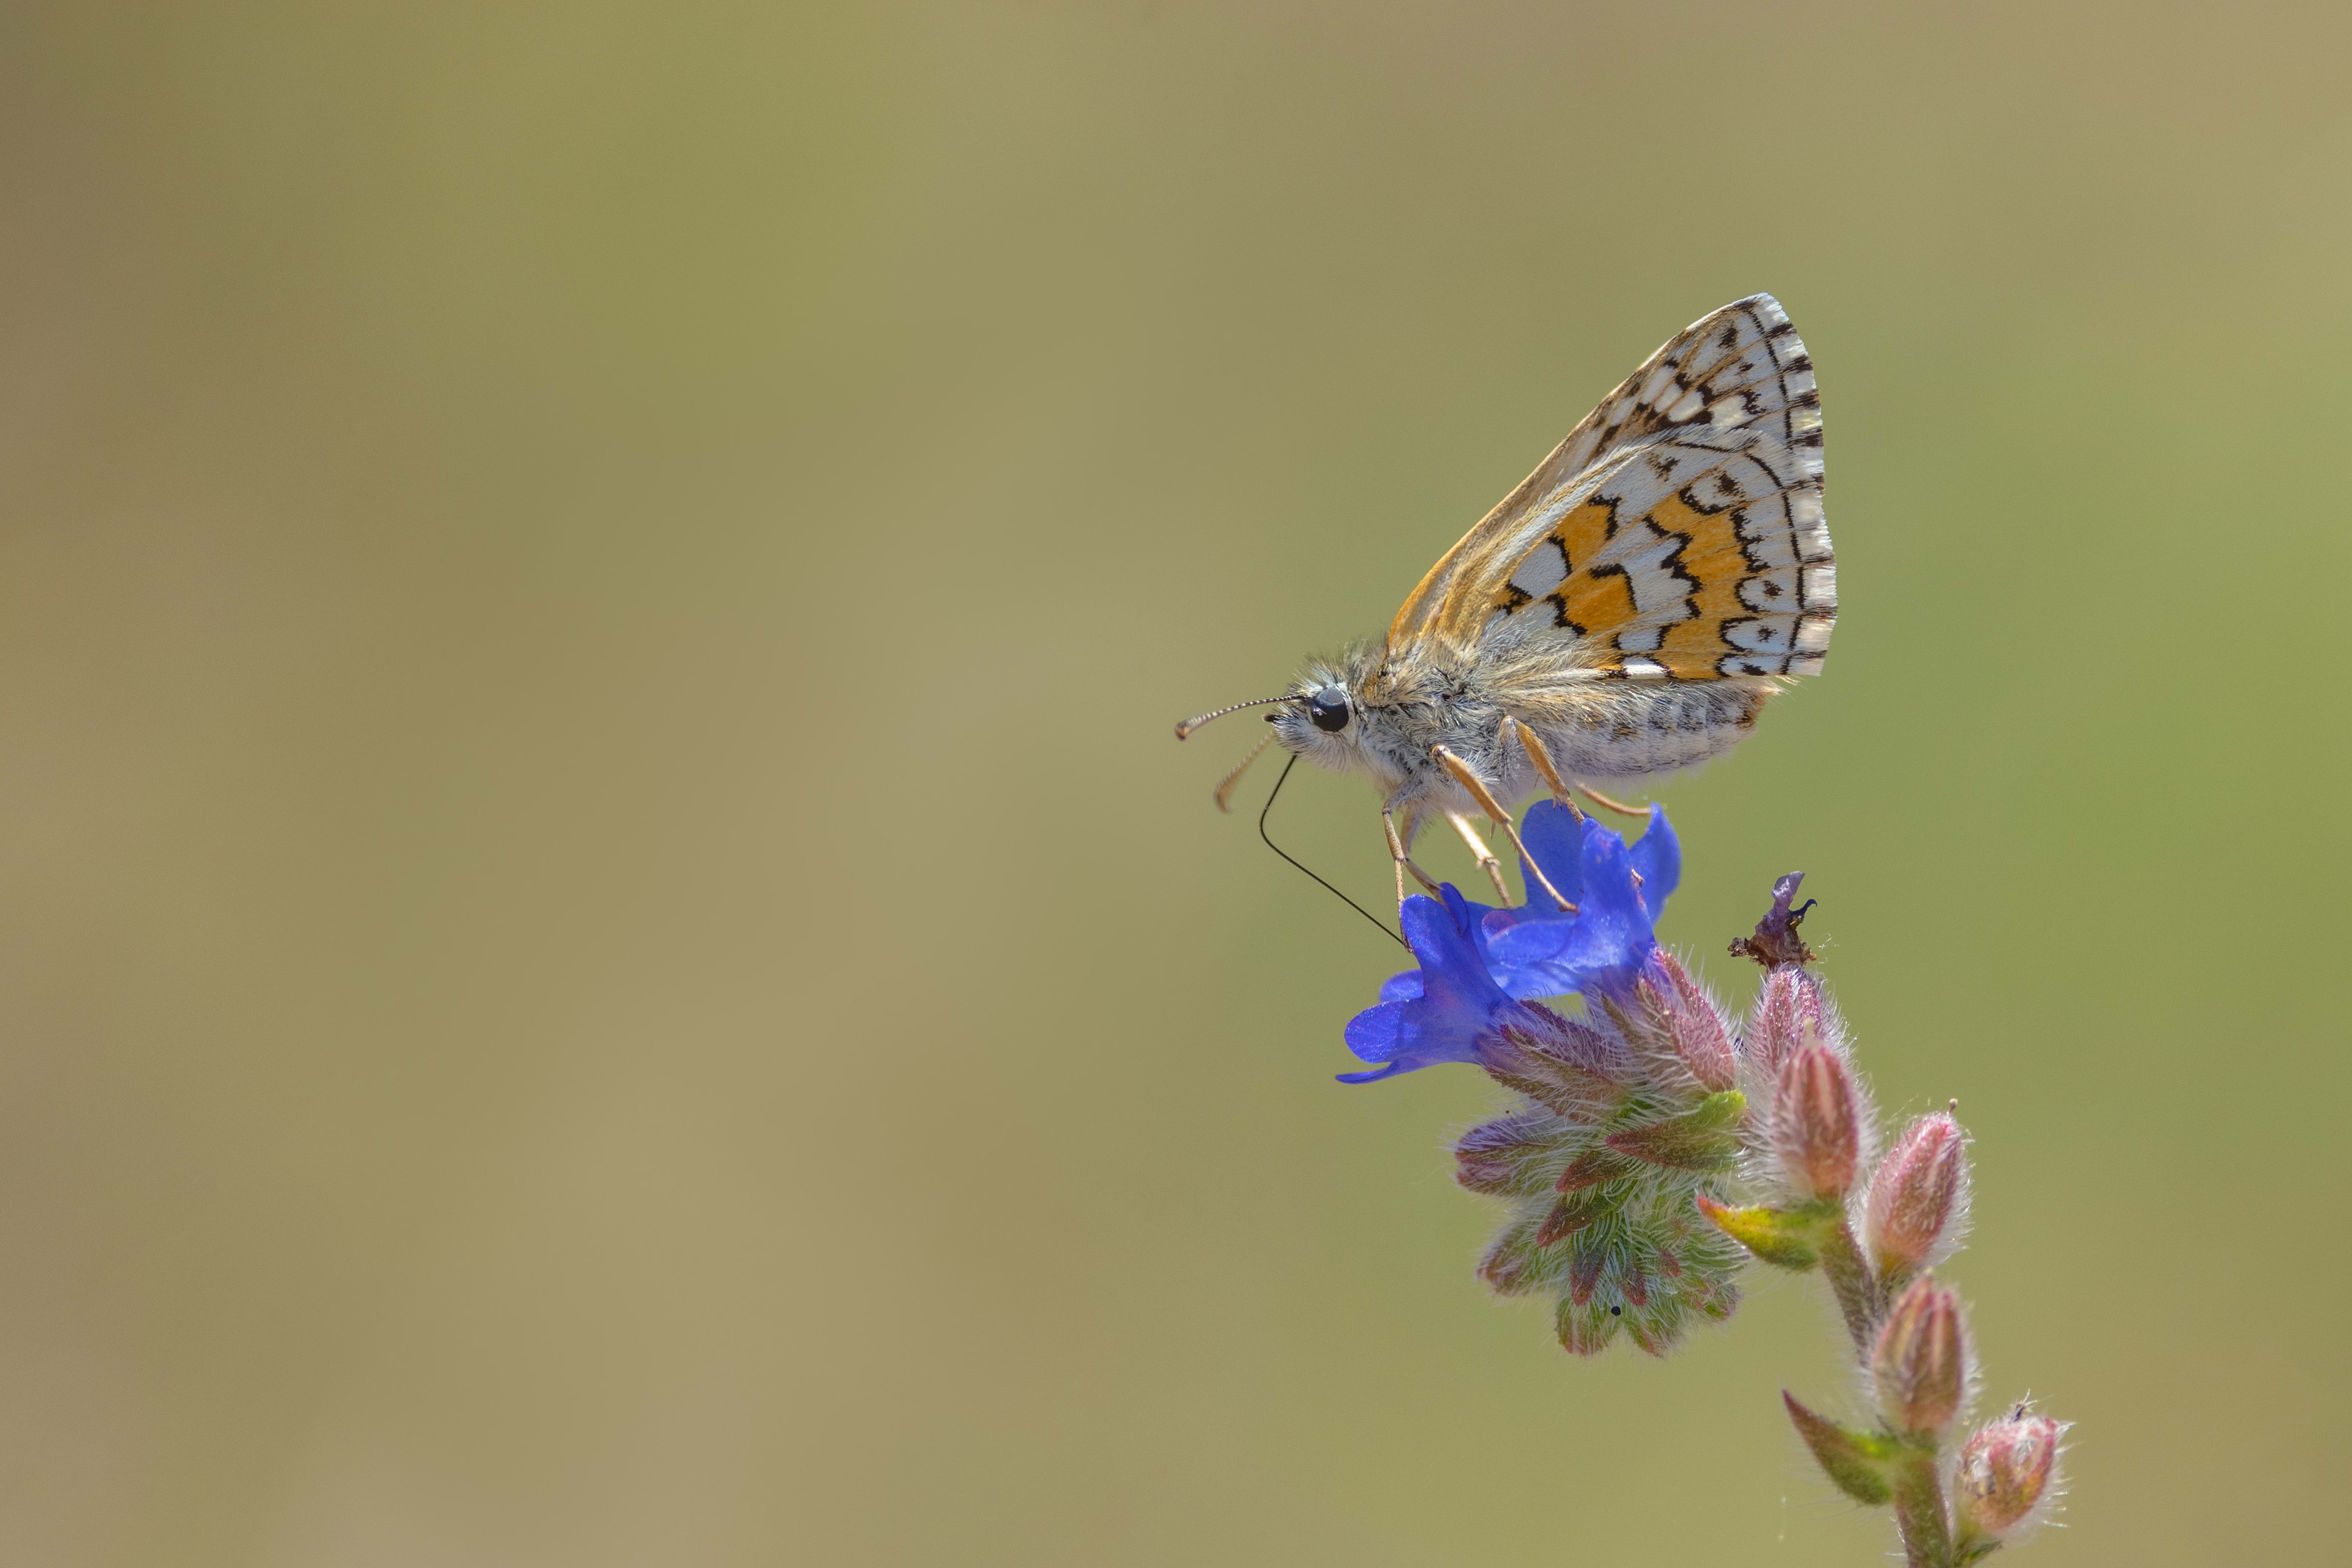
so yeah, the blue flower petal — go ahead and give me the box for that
[1486,815,1661,994]
[1629,805,1680,922]
[1557,827,1657,987]
[1340,891,1518,1081]
[1471,799,1599,997]
[1373,882,1504,1005]
[1515,799,1589,910]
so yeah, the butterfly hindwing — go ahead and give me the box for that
[1390,294,1835,679]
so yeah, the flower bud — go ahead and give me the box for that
[1864,1111,1969,1284]
[1642,950,1737,1091]
[1490,1011,1634,1117]
[1742,966,1823,1077]
[1605,1089,1746,1172]
[1871,1275,1969,1437]
[1453,1110,1563,1198]
[1773,1044,1862,1200]
[1956,1411,2063,1538]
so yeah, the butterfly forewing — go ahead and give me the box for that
[1389,294,1835,680]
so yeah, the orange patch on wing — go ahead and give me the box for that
[1529,498,1624,633]
[1655,503,1751,677]
[1552,497,1618,576]
[1557,567,1636,637]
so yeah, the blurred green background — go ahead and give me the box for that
[1,1,2345,1562]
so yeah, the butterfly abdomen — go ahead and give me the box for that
[1523,679,1777,790]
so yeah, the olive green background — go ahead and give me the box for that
[3,2,2345,1563]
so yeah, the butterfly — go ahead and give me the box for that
[1178,294,1835,914]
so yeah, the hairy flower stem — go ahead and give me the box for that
[1818,1217,1881,1357]
[1891,1445,1957,1568]
[1703,876,2068,1562]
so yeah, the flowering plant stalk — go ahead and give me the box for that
[1337,800,2066,1564]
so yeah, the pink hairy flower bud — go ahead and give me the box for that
[1454,1111,1564,1198]
[1745,967,1827,1078]
[1864,1110,1969,1284]
[1774,1045,1861,1200]
[1646,950,1737,1091]
[1956,1410,2063,1538]
[1871,1275,1969,1437]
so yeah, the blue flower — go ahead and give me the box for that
[1485,803,1679,998]
[1340,804,1681,1083]
[1339,885,1525,1083]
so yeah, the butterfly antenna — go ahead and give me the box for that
[1212,731,1275,812]
[1259,755,1409,950]
[1175,695,1295,740]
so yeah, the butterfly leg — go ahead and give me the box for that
[1504,718,1647,819]
[1444,811,1515,906]
[1430,745,1574,912]
[1382,803,1443,910]
[1503,718,1584,818]
[1570,781,1650,818]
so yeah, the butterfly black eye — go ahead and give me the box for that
[1308,687,1350,733]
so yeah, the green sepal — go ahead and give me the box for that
[1555,1295,1623,1356]
[1534,1189,1612,1247]
[1603,1090,1747,1172]
[1782,1391,1900,1507]
[1696,1195,1840,1270]
[1554,1146,1639,1192]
